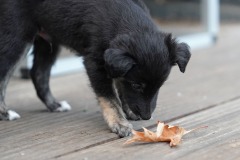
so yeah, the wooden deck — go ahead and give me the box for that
[1,23,240,160]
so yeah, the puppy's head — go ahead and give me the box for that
[104,33,191,120]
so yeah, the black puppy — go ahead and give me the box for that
[0,0,191,137]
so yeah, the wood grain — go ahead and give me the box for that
[59,98,240,160]
[0,23,240,160]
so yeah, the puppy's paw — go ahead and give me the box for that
[7,110,21,120]
[110,120,133,138]
[55,101,72,112]
[0,110,21,121]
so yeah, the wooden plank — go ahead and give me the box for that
[0,24,240,160]
[58,98,240,160]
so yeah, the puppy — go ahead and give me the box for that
[0,0,191,137]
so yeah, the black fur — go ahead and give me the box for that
[31,35,61,111]
[104,48,136,78]
[0,0,191,137]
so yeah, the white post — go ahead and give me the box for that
[202,0,220,39]
[179,0,220,49]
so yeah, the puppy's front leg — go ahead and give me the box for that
[98,97,132,137]
[84,57,132,137]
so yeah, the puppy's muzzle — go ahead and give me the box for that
[140,114,152,120]
[135,107,152,120]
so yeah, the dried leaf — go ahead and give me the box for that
[124,121,207,147]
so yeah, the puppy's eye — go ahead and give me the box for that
[131,83,143,91]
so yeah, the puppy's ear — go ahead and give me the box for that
[165,34,191,73]
[104,49,135,78]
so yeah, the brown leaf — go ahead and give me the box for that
[124,121,207,147]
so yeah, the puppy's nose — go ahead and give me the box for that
[140,114,151,120]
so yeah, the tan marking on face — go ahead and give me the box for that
[112,79,122,106]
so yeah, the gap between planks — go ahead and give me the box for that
[54,95,240,159]
[55,96,240,160]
